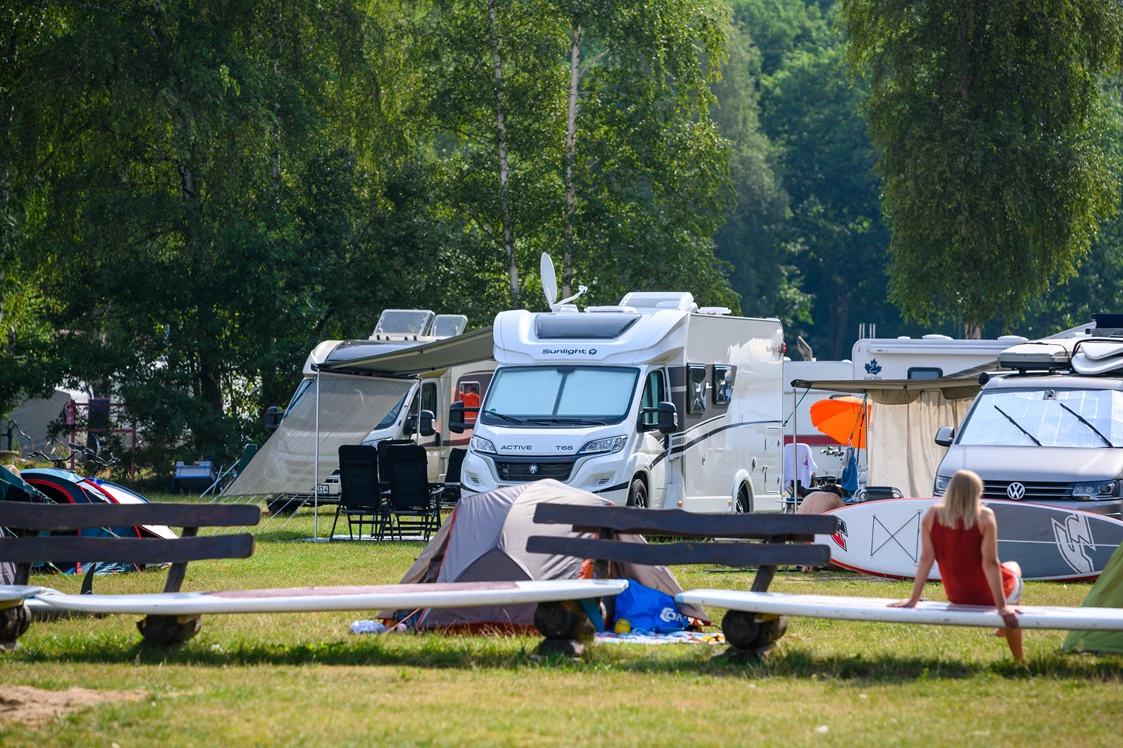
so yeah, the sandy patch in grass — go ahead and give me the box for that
[0,685,142,728]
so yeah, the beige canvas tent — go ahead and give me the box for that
[381,480,708,631]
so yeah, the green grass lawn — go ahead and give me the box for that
[3,497,1122,746]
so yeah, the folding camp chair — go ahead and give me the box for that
[384,443,443,541]
[440,448,467,509]
[330,445,386,540]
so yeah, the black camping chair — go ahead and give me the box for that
[441,448,467,508]
[384,443,443,541]
[857,485,904,503]
[376,439,416,498]
[330,445,387,541]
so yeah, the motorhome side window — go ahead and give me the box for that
[411,382,438,415]
[713,366,733,405]
[641,371,666,426]
[908,367,943,380]
[688,365,708,414]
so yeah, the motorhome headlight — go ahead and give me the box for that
[1072,481,1117,500]
[577,435,627,455]
[469,435,497,455]
[933,475,950,496]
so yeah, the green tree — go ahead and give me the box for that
[841,0,1123,335]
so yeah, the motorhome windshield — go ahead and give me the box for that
[375,391,410,430]
[958,388,1123,448]
[481,366,640,426]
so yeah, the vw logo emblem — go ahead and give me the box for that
[1006,482,1026,500]
[528,464,540,475]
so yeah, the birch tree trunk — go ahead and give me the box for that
[487,0,519,305]
[561,15,581,299]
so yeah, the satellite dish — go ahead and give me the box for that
[541,253,558,310]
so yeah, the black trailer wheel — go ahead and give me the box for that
[626,477,648,508]
[268,496,302,516]
[722,609,788,651]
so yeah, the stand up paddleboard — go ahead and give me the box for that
[25,579,628,616]
[677,590,1123,630]
[816,499,1123,581]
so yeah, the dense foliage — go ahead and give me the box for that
[840,0,1123,333]
[2,0,1122,473]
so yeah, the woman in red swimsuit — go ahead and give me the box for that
[890,469,1025,661]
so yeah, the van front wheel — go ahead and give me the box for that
[736,486,751,514]
[626,478,648,508]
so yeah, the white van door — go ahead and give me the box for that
[638,369,670,506]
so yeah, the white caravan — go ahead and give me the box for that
[457,285,785,514]
[286,309,494,494]
[783,359,855,478]
[852,335,1028,381]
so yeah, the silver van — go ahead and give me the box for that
[933,373,1123,517]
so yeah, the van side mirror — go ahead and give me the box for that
[406,409,436,437]
[449,401,476,434]
[640,401,678,434]
[935,426,955,447]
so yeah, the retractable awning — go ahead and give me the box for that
[319,326,494,376]
[789,376,984,405]
[221,374,414,498]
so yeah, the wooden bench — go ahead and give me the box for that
[526,504,838,657]
[0,502,260,647]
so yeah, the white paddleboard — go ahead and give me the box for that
[0,585,43,604]
[30,579,627,616]
[816,499,1123,581]
[677,589,1123,630]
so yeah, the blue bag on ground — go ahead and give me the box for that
[613,579,687,633]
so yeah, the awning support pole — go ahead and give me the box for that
[314,370,320,539]
[792,387,799,510]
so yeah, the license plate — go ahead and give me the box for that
[316,483,331,494]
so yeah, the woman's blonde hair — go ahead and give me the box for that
[938,469,983,529]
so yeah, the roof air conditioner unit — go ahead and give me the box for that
[997,341,1072,372]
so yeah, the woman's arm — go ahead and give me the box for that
[980,511,1018,628]
[889,507,937,607]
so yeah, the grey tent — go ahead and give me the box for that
[381,480,708,632]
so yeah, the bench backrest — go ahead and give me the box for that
[527,504,839,593]
[0,502,260,590]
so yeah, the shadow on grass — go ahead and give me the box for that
[11,634,1123,683]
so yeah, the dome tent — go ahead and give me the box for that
[381,480,708,632]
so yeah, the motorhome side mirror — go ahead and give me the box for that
[405,410,436,437]
[418,409,436,437]
[449,401,472,434]
[656,401,678,434]
[934,426,955,447]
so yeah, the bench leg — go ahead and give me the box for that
[533,600,599,659]
[137,614,203,646]
[721,610,788,659]
[0,600,31,651]
[137,527,203,647]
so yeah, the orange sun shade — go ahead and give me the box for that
[809,397,870,449]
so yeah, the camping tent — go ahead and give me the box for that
[381,480,708,631]
[1063,544,1123,654]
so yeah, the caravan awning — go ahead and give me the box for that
[318,326,494,376]
[222,374,415,498]
[790,377,983,405]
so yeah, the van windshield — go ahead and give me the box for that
[480,366,640,426]
[957,388,1123,448]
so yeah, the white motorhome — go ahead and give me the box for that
[287,309,494,494]
[852,335,1028,381]
[456,291,785,513]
